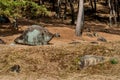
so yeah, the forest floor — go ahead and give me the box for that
[0,1,120,79]
[0,19,120,80]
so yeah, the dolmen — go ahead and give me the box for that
[14,25,54,46]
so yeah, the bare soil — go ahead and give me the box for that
[0,20,120,80]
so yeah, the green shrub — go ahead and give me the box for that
[110,58,118,64]
[0,0,49,21]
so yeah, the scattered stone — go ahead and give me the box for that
[93,32,99,37]
[79,55,109,68]
[103,29,110,33]
[86,32,99,37]
[10,65,20,73]
[90,41,99,44]
[97,37,107,42]
[54,33,61,37]
[10,42,16,46]
[86,28,91,32]
[14,25,54,46]
[0,39,5,44]
[86,33,94,37]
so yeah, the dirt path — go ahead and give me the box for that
[0,23,120,80]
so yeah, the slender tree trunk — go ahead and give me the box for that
[116,0,120,22]
[56,0,61,18]
[105,0,108,5]
[63,0,67,20]
[93,0,97,13]
[90,0,94,11]
[75,0,84,36]
[108,0,117,27]
[52,1,55,11]
[109,0,112,27]
[69,0,75,25]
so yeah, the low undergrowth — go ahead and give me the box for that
[0,41,120,78]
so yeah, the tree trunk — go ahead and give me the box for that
[69,0,75,25]
[105,0,108,5]
[93,0,97,13]
[55,0,61,18]
[75,0,84,36]
[63,0,67,20]
[90,0,94,11]
[116,0,120,22]
[108,0,117,27]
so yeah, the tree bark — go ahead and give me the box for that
[90,0,94,11]
[108,0,117,27]
[116,0,120,22]
[69,0,75,25]
[75,0,84,36]
[93,0,97,13]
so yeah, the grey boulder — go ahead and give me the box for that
[79,55,109,68]
[14,25,54,46]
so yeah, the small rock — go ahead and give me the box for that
[103,29,110,33]
[10,65,20,73]
[97,37,107,42]
[10,42,16,46]
[93,32,99,37]
[79,55,107,68]
[54,33,61,37]
[86,32,99,37]
[90,41,99,44]
[0,39,5,44]
[86,28,92,32]
[86,33,94,37]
